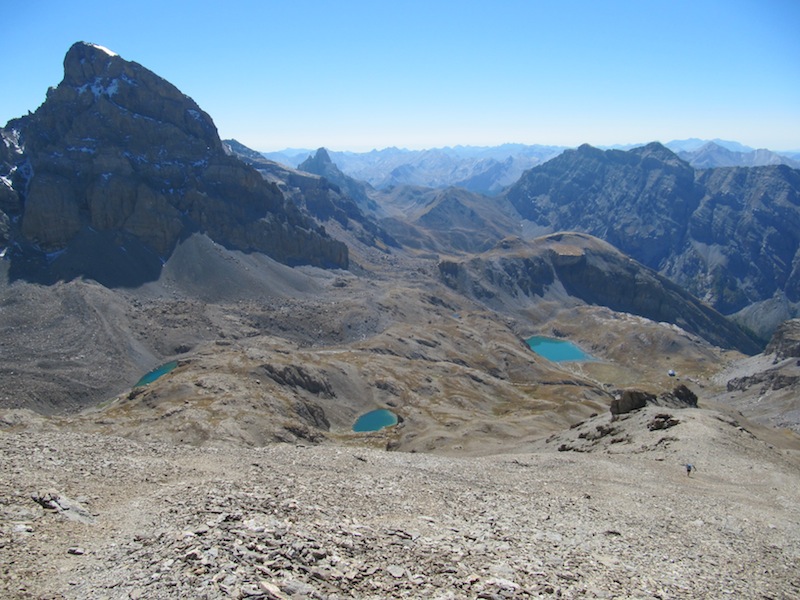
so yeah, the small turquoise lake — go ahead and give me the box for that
[353,409,398,432]
[134,361,178,387]
[526,336,593,362]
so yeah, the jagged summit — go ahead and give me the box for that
[296,147,378,212]
[305,146,333,164]
[0,42,347,285]
[298,147,340,180]
[62,42,124,85]
[55,41,220,149]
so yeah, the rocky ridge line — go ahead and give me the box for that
[0,42,346,286]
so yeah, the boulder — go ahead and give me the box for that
[610,390,655,415]
[765,319,800,360]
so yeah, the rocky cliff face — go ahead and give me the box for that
[438,233,761,354]
[505,143,800,333]
[0,42,346,285]
[225,141,398,251]
[765,319,800,360]
[677,165,800,313]
[505,143,700,270]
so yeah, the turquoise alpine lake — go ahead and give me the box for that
[134,361,178,387]
[525,336,593,362]
[352,409,398,432]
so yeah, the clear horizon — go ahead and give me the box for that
[2,1,799,153]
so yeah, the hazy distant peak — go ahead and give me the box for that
[675,140,800,169]
[313,147,332,163]
[666,138,755,154]
[630,141,683,163]
[298,147,339,175]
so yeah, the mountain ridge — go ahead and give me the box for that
[261,139,800,193]
[0,42,347,287]
[504,142,800,338]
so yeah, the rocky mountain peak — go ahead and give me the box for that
[298,147,336,177]
[296,147,378,214]
[312,147,332,163]
[44,41,222,153]
[630,141,683,164]
[0,42,347,285]
[505,142,700,271]
[62,42,121,86]
[504,142,800,334]
[574,143,604,158]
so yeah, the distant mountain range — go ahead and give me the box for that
[674,141,800,169]
[261,140,800,340]
[263,140,800,194]
[264,145,566,194]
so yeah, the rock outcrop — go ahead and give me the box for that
[765,319,800,359]
[0,42,347,285]
[610,390,654,415]
[713,323,800,433]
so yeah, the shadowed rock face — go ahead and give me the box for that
[0,42,347,285]
[225,140,399,250]
[439,233,761,354]
[505,143,800,324]
[610,390,653,415]
[765,319,800,360]
[506,143,700,270]
[680,166,800,312]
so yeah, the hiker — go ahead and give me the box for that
[686,463,695,476]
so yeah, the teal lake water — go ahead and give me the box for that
[134,361,178,387]
[353,409,398,432]
[526,336,593,362]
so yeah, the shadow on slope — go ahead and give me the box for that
[0,233,332,414]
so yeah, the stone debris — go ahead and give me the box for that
[32,490,96,524]
[1,413,799,600]
[647,413,680,431]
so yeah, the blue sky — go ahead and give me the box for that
[3,0,799,152]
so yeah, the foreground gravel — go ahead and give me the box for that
[2,409,800,599]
